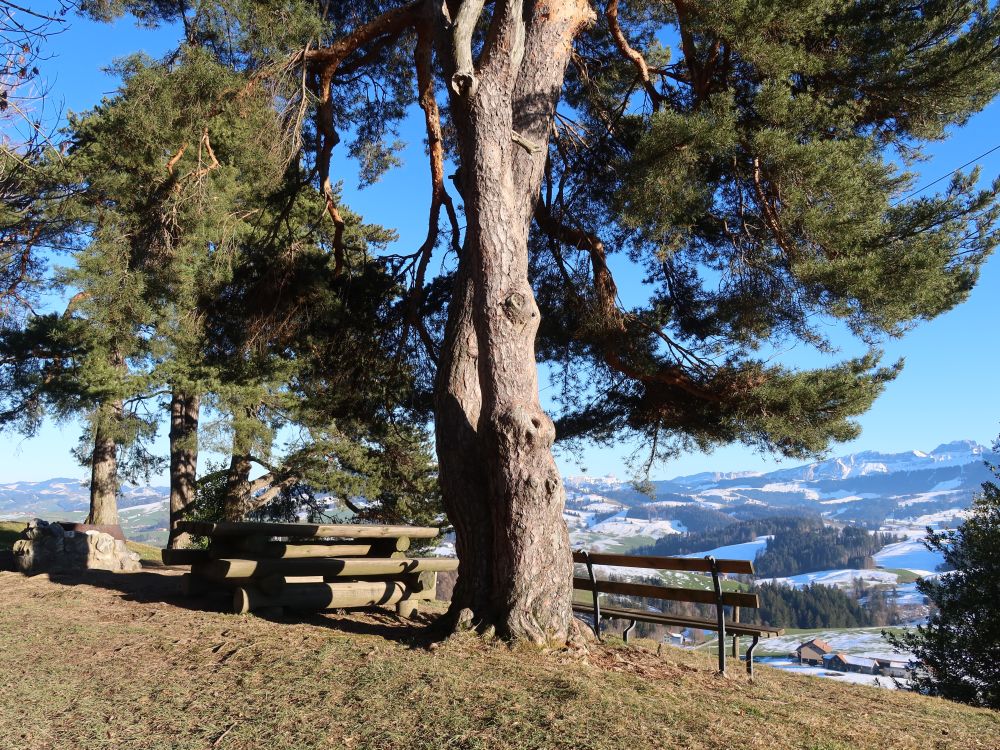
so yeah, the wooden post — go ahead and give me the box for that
[396,600,418,618]
[732,606,741,659]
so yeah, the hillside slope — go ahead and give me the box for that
[0,569,996,750]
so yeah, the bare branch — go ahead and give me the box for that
[165,143,188,175]
[450,0,486,96]
[605,0,662,111]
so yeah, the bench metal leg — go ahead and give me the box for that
[623,619,636,643]
[582,550,602,641]
[708,556,726,675]
[746,634,760,677]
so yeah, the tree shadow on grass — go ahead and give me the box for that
[281,607,443,648]
[39,565,232,614]
[32,563,442,646]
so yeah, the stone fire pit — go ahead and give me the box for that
[12,519,141,574]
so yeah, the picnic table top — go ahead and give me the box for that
[175,520,441,540]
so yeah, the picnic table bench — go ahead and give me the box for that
[162,520,458,617]
[572,550,783,676]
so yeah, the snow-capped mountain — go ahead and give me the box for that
[563,440,994,552]
[0,439,992,550]
[0,477,169,516]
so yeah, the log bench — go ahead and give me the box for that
[572,550,783,676]
[163,520,458,618]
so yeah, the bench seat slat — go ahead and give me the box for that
[573,551,753,575]
[573,603,783,637]
[573,576,759,609]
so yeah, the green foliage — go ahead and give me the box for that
[51,2,1000,523]
[747,581,875,629]
[887,443,1000,708]
[2,36,439,524]
[754,524,900,578]
[540,0,1000,469]
[637,515,820,559]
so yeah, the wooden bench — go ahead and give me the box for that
[572,550,783,676]
[163,520,458,617]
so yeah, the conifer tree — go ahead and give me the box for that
[888,444,1000,708]
[81,0,1000,642]
[0,1,73,324]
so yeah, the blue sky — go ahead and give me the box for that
[2,6,999,484]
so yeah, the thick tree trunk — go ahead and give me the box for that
[167,391,200,548]
[86,402,120,525]
[222,451,253,522]
[434,260,495,628]
[434,0,594,643]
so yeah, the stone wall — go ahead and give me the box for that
[12,519,142,574]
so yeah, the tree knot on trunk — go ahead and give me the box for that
[492,405,556,453]
[525,472,560,500]
[502,290,537,327]
[450,71,478,97]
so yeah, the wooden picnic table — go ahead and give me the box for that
[163,520,457,617]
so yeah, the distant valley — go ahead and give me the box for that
[1,439,992,557]
[564,439,991,556]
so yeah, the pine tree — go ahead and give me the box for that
[79,0,1000,642]
[887,444,1000,708]
[0,2,73,325]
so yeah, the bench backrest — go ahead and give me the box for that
[572,550,760,609]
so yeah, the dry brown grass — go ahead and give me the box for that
[0,568,997,750]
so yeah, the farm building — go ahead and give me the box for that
[823,653,878,675]
[874,657,910,678]
[792,638,833,666]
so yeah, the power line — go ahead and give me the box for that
[896,142,1000,203]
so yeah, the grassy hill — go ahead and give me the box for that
[0,568,996,750]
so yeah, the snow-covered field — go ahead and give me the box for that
[760,628,910,657]
[587,512,682,539]
[873,538,943,575]
[765,568,900,588]
[759,659,902,690]
[681,536,772,561]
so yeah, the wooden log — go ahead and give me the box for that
[161,548,211,566]
[203,556,459,581]
[177,520,439,540]
[233,580,432,614]
[221,536,410,559]
[179,572,205,596]
[188,562,255,590]
[257,574,325,595]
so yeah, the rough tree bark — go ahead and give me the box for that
[301,0,592,642]
[434,260,495,625]
[435,0,595,643]
[223,450,253,521]
[167,390,200,548]
[86,400,121,525]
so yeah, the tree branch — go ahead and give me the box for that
[450,0,487,96]
[534,200,720,402]
[605,0,662,111]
